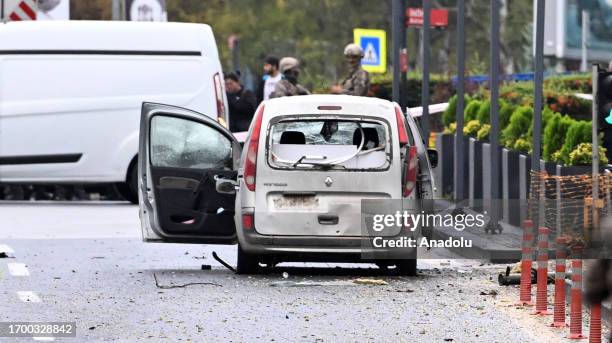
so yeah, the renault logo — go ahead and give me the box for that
[324,176,333,187]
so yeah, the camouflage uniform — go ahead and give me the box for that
[269,79,310,98]
[341,66,370,96]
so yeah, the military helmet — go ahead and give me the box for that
[279,57,300,73]
[344,43,364,58]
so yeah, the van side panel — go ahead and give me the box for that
[0,54,220,183]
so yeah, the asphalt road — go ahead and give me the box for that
[0,202,584,342]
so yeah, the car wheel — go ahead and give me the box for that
[394,259,417,276]
[236,245,260,275]
[115,162,138,204]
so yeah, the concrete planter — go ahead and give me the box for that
[468,137,483,209]
[434,133,455,198]
[539,160,557,176]
[502,148,521,226]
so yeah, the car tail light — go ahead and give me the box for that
[244,105,265,191]
[213,72,227,127]
[242,213,254,230]
[403,146,418,197]
[395,105,409,145]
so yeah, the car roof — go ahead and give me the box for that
[0,21,218,58]
[263,95,396,120]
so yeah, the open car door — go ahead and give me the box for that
[139,103,240,244]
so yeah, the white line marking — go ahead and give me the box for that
[8,263,29,276]
[33,337,55,341]
[0,244,14,254]
[16,291,41,303]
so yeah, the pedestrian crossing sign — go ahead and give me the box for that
[353,28,386,73]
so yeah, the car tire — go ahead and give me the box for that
[236,245,260,275]
[394,259,417,276]
[115,162,138,204]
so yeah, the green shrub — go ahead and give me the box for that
[476,100,491,123]
[442,94,470,127]
[499,99,514,130]
[528,106,555,139]
[464,100,482,122]
[513,138,532,153]
[551,150,563,163]
[558,120,592,164]
[542,113,575,161]
[463,120,481,137]
[501,106,533,148]
[443,122,457,134]
[568,143,608,166]
[477,124,491,141]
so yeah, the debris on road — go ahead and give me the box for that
[153,273,222,289]
[212,251,236,273]
[480,290,498,296]
[269,280,355,287]
[201,264,212,270]
[353,278,388,286]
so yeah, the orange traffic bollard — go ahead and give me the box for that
[588,303,602,343]
[551,236,568,327]
[533,227,552,315]
[568,243,587,340]
[519,219,534,306]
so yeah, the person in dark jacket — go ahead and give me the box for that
[225,72,257,132]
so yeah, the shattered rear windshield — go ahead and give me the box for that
[267,118,391,170]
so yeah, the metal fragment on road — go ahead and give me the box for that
[352,278,388,286]
[0,245,15,258]
[16,291,42,303]
[269,280,355,287]
[8,263,29,276]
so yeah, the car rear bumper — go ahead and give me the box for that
[240,229,416,262]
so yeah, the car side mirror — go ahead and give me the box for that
[427,149,438,169]
[215,178,239,194]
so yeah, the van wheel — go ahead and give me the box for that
[115,163,138,204]
[394,259,417,276]
[236,245,260,275]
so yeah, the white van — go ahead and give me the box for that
[139,95,436,275]
[0,21,228,202]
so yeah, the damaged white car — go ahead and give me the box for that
[138,95,436,275]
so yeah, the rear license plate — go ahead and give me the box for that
[273,195,319,209]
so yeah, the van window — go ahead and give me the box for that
[267,119,390,170]
[150,116,232,169]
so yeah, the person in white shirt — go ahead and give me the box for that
[258,56,282,102]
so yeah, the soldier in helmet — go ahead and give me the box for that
[331,43,370,96]
[269,57,310,98]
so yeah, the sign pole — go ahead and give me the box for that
[392,0,401,104]
[421,0,430,141]
[532,0,545,174]
[454,0,466,200]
